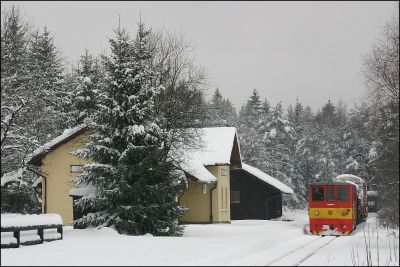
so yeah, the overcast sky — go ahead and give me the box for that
[2,1,397,111]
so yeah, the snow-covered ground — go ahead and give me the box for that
[1,210,398,266]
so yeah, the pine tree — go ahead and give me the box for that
[74,23,186,236]
[238,89,263,166]
[72,49,102,125]
[27,27,70,144]
[287,98,304,134]
[294,106,320,190]
[206,88,237,127]
[259,102,306,208]
[313,100,341,180]
[342,103,375,182]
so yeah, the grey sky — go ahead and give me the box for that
[2,1,397,111]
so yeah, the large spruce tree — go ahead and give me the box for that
[73,23,186,236]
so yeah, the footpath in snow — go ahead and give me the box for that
[1,210,398,266]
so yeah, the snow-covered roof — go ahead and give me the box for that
[345,181,359,190]
[241,163,294,194]
[197,127,240,166]
[367,191,378,197]
[69,185,97,197]
[27,124,88,166]
[28,126,242,184]
[334,174,365,186]
[171,127,241,183]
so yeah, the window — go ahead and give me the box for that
[70,165,84,173]
[327,187,335,201]
[225,188,228,211]
[231,191,240,204]
[337,187,349,201]
[221,187,224,210]
[220,169,228,176]
[312,187,324,201]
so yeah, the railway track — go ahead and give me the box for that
[190,230,301,266]
[294,236,339,266]
[265,235,339,266]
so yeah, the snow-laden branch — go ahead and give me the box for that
[0,167,26,187]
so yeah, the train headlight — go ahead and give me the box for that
[341,210,349,216]
[314,210,319,216]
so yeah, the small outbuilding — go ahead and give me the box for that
[230,163,294,220]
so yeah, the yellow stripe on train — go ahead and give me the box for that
[309,207,353,219]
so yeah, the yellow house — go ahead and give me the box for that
[174,127,242,224]
[28,125,90,225]
[28,126,242,225]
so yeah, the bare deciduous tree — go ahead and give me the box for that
[151,30,209,156]
[363,6,399,228]
[363,14,399,106]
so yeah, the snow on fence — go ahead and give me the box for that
[1,213,63,249]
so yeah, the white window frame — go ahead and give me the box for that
[70,165,84,173]
[220,168,228,176]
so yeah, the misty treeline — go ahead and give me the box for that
[1,5,398,229]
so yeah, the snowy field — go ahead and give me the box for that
[1,210,398,266]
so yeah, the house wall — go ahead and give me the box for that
[207,165,230,223]
[41,131,90,225]
[230,169,282,220]
[178,165,231,224]
[178,180,212,223]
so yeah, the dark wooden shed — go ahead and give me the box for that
[230,163,293,220]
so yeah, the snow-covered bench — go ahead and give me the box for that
[1,213,63,248]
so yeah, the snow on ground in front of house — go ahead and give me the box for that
[1,210,398,266]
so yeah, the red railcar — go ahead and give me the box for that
[309,174,368,236]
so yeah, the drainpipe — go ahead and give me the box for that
[43,177,47,213]
[210,183,218,223]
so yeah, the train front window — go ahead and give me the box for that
[312,187,324,201]
[337,187,349,201]
[327,187,334,201]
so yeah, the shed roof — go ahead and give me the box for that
[241,163,293,194]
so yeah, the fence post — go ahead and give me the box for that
[38,228,44,243]
[13,230,20,248]
[57,225,63,239]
